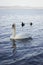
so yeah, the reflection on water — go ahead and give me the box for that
[11,39,16,48]
[12,37,33,54]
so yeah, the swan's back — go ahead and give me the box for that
[10,32,31,40]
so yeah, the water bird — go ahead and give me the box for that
[21,22,25,27]
[30,22,33,26]
[10,23,31,40]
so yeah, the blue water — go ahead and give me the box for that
[0,9,43,65]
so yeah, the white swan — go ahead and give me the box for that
[10,24,31,40]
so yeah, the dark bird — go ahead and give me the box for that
[21,22,25,27]
[30,22,33,26]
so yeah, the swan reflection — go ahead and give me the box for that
[12,39,16,48]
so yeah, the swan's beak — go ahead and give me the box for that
[12,24,15,28]
[12,24,14,28]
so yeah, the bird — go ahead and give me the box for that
[21,22,25,27]
[30,22,33,26]
[10,23,31,40]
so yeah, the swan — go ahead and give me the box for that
[10,23,32,40]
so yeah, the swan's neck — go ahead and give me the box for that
[12,24,16,37]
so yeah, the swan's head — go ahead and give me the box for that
[12,24,16,29]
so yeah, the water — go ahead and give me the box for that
[0,9,43,65]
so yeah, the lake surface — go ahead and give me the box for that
[0,9,43,65]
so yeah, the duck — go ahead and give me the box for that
[21,22,25,27]
[10,23,31,40]
[30,22,33,26]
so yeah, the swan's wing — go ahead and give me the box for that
[15,33,31,39]
[10,33,31,40]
